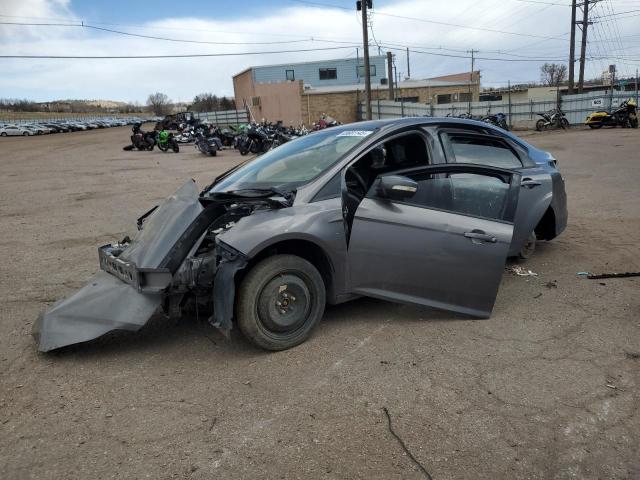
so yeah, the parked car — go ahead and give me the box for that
[0,125,33,136]
[34,117,568,353]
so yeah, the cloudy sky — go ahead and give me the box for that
[1,0,638,103]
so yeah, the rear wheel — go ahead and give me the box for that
[518,231,537,260]
[237,255,326,351]
[630,117,638,129]
[23,132,29,136]
[0,132,6,137]
[535,119,545,131]
[561,118,569,129]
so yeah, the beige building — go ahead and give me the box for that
[233,64,481,125]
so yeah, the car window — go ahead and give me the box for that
[313,172,341,201]
[383,171,510,222]
[448,134,522,168]
[209,127,374,193]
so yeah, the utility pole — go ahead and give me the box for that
[568,0,577,93]
[406,47,410,79]
[387,51,394,100]
[636,68,638,105]
[577,0,592,93]
[358,0,372,120]
[467,49,478,114]
[609,64,616,110]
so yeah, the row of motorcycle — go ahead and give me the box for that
[123,123,180,152]
[123,120,314,157]
[446,111,510,131]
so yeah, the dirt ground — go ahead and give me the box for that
[0,125,639,480]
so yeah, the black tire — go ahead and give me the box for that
[239,147,249,156]
[630,117,638,129]
[518,231,537,260]
[588,124,602,129]
[237,254,326,351]
[561,118,569,129]
[23,132,29,136]
[172,143,180,153]
[158,143,169,152]
[535,119,545,131]
[209,149,217,157]
[0,132,6,137]
[123,145,134,151]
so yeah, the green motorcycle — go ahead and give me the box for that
[157,130,180,153]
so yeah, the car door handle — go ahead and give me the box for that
[521,178,541,188]
[464,231,497,243]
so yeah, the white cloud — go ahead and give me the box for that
[0,0,634,102]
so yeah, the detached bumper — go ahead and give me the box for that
[33,180,204,352]
[32,271,162,352]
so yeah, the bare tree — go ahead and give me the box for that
[191,93,236,112]
[540,63,568,86]
[146,92,172,115]
[191,93,219,112]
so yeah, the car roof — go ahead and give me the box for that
[347,117,530,150]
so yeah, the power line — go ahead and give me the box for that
[0,21,320,45]
[0,45,359,59]
[383,45,567,62]
[287,0,569,41]
[0,19,573,60]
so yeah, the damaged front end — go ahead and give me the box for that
[33,180,291,352]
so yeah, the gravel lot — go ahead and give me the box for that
[1,125,639,480]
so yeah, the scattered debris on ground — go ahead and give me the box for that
[510,266,538,277]
[587,271,640,280]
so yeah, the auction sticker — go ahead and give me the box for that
[337,130,373,137]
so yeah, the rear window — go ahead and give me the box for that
[449,135,522,169]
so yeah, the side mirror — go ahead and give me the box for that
[377,175,418,200]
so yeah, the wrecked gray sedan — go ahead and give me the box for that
[34,118,567,352]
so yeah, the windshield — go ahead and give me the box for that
[209,127,374,193]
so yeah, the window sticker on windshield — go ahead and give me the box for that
[336,130,373,137]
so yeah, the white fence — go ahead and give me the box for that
[194,109,249,125]
[359,89,640,128]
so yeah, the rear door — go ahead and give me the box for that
[440,130,553,256]
[346,164,520,317]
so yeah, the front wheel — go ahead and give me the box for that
[535,119,545,131]
[518,231,537,260]
[588,124,602,129]
[561,118,569,129]
[0,132,6,137]
[237,255,326,351]
[171,142,180,153]
[630,117,638,129]
[158,143,169,152]
[23,132,29,136]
